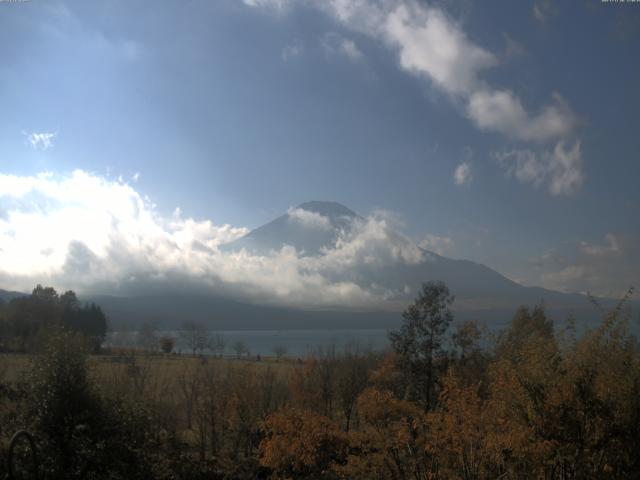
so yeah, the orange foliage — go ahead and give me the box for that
[336,387,438,480]
[260,407,347,479]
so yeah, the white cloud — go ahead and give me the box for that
[244,0,291,9]
[23,131,57,151]
[383,4,496,95]
[532,1,554,25]
[503,33,526,59]
[494,140,584,195]
[454,161,472,186]
[418,234,454,255]
[467,90,575,142]
[0,170,429,309]
[317,1,576,143]
[533,4,545,23]
[339,38,363,59]
[132,172,140,182]
[287,207,332,229]
[282,41,304,61]
[580,233,622,257]
[317,213,424,268]
[245,0,582,191]
[527,234,639,297]
[321,32,363,60]
[0,170,246,289]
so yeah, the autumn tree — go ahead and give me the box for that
[486,291,640,478]
[495,304,554,360]
[337,387,435,480]
[27,329,104,476]
[180,321,211,356]
[191,362,233,459]
[389,280,454,410]
[260,408,348,479]
[210,333,225,358]
[233,340,248,359]
[159,335,175,354]
[177,364,203,430]
[452,320,482,359]
[1,286,108,352]
[290,357,325,415]
[137,321,159,353]
[273,344,287,360]
[336,353,371,431]
[431,371,498,479]
[451,320,489,387]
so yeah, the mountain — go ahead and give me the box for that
[222,201,360,256]
[0,288,27,303]
[1,202,631,331]
[86,293,400,331]
[223,201,577,304]
[219,201,623,330]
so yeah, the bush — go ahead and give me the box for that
[26,329,159,479]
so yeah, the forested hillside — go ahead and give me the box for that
[0,285,107,353]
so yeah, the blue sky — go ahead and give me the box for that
[0,0,639,299]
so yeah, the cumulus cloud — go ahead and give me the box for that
[321,32,363,60]
[503,33,526,59]
[580,233,621,257]
[282,41,304,61]
[467,91,576,142]
[0,170,428,309]
[23,131,57,151]
[526,234,639,297]
[318,213,424,268]
[532,1,555,25]
[453,162,472,186]
[244,0,290,9]
[383,4,496,95]
[493,140,584,195]
[245,0,582,191]
[418,234,454,255]
[287,207,332,229]
[252,0,575,142]
[0,170,243,289]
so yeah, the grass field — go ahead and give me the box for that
[1,348,300,454]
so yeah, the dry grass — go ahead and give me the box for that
[0,353,31,383]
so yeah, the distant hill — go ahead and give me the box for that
[0,288,27,303]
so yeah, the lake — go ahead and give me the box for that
[107,328,391,357]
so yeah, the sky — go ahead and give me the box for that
[0,0,639,302]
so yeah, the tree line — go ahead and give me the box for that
[0,285,108,353]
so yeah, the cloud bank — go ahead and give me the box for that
[0,170,424,308]
[493,140,583,195]
[527,233,639,298]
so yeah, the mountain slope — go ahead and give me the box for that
[218,201,624,328]
[223,201,360,256]
[224,201,578,303]
[1,202,631,331]
[0,288,27,303]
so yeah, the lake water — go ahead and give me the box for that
[107,329,391,357]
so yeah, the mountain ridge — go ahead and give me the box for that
[1,201,633,331]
